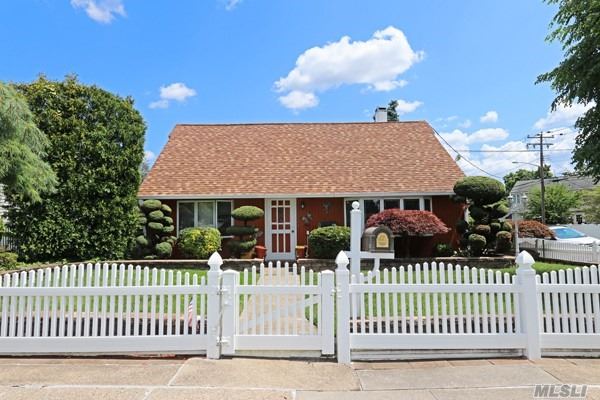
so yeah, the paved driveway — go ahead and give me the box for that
[0,357,599,399]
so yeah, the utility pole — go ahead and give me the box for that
[527,132,554,225]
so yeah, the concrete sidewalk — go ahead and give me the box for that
[0,356,599,399]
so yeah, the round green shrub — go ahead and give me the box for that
[228,239,257,254]
[135,235,148,247]
[155,242,173,258]
[226,226,258,236]
[495,231,512,253]
[433,243,454,257]
[177,227,222,259]
[137,216,148,225]
[469,206,487,223]
[468,233,487,256]
[0,251,18,270]
[473,224,491,236]
[162,216,173,225]
[490,222,501,233]
[161,204,172,215]
[489,203,510,219]
[148,222,163,231]
[231,206,264,222]
[308,226,351,259]
[148,210,164,222]
[456,220,469,234]
[454,176,506,205]
[141,199,162,212]
[162,225,174,234]
[501,221,513,232]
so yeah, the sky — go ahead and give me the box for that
[0,0,586,180]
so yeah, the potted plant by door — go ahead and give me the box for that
[226,206,264,259]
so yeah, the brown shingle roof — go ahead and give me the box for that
[139,121,465,198]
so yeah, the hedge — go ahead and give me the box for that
[177,227,222,259]
[308,226,350,259]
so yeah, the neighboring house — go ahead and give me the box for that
[139,116,465,259]
[510,176,600,224]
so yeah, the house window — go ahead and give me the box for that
[344,197,434,228]
[177,200,233,234]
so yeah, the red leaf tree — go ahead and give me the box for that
[517,220,556,239]
[366,210,450,256]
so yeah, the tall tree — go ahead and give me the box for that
[387,100,399,122]
[0,82,56,202]
[8,76,146,261]
[503,166,553,193]
[580,187,600,223]
[537,0,600,180]
[525,183,580,224]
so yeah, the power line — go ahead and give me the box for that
[527,131,555,225]
[433,127,504,179]
[451,148,573,153]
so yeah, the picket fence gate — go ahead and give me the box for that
[1,251,600,362]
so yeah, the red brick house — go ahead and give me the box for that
[139,120,465,259]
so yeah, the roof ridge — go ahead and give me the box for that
[174,120,428,127]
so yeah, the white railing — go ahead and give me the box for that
[519,238,600,265]
[0,263,211,355]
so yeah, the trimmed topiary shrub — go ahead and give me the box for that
[468,234,487,256]
[490,222,501,233]
[469,206,488,223]
[132,199,176,259]
[177,227,221,259]
[226,206,264,258]
[454,176,506,205]
[308,226,351,259]
[495,231,512,253]
[456,219,469,234]
[501,221,513,232]
[474,224,491,236]
[0,251,18,270]
[433,243,454,257]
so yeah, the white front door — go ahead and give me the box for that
[265,199,297,260]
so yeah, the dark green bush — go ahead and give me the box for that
[155,242,173,258]
[489,203,509,219]
[495,231,512,253]
[160,204,172,215]
[468,234,487,256]
[490,222,501,233]
[308,226,351,259]
[433,243,454,257]
[469,206,487,223]
[454,176,506,205]
[148,222,163,231]
[135,235,148,247]
[163,216,173,225]
[231,206,264,221]
[0,252,18,270]
[142,199,162,212]
[226,226,258,236]
[228,239,257,253]
[177,227,221,259]
[162,225,174,234]
[473,224,491,236]
[456,219,469,234]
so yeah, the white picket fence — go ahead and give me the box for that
[1,251,600,362]
[519,238,600,265]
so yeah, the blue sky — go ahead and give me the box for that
[1,0,585,179]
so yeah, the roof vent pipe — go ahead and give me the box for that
[373,107,387,122]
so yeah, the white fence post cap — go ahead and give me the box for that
[208,252,223,271]
[516,250,535,270]
[352,201,360,210]
[335,251,350,270]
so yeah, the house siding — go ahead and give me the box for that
[296,197,345,247]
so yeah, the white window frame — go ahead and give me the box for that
[176,200,233,235]
[343,196,434,229]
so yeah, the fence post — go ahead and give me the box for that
[335,251,351,364]
[206,252,223,359]
[220,270,239,356]
[320,270,335,355]
[516,250,541,360]
[349,201,362,278]
[594,242,600,265]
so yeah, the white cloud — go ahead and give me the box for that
[393,99,423,115]
[275,26,423,110]
[225,0,242,10]
[440,128,509,149]
[458,119,472,129]
[534,103,593,130]
[149,83,196,109]
[71,0,125,23]
[480,110,498,123]
[278,90,319,110]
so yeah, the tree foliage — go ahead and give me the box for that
[503,166,553,193]
[0,82,57,202]
[525,183,580,224]
[453,176,505,205]
[7,76,146,261]
[386,100,399,122]
[580,187,600,223]
[366,210,449,236]
[537,0,600,180]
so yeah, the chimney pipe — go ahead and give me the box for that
[373,107,387,122]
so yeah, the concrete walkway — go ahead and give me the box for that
[0,357,599,399]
